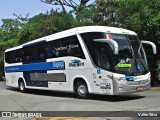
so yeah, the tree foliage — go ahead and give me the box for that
[0,14,28,76]
[18,10,74,44]
[41,0,96,13]
[114,0,160,86]
[115,0,160,42]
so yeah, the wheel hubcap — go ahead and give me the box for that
[78,85,87,95]
[20,82,24,90]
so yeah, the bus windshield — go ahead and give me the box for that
[80,32,149,76]
[112,34,149,75]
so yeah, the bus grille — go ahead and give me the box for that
[126,80,149,85]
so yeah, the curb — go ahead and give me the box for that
[0,80,5,82]
[149,87,160,91]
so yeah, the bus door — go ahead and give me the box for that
[92,42,114,95]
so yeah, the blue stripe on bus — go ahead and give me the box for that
[120,76,137,79]
[120,76,137,81]
[5,61,64,73]
[23,40,46,48]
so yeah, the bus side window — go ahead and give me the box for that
[5,52,11,63]
[16,50,23,62]
[46,45,52,58]
[61,36,85,59]
[25,55,32,61]
[23,48,33,62]
[39,52,46,59]
[47,40,61,58]
[96,44,110,70]
[46,36,85,59]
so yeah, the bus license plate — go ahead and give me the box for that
[136,86,143,91]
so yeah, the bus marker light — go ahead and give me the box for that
[106,34,113,39]
[118,87,124,91]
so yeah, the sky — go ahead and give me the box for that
[0,0,95,26]
[0,0,54,25]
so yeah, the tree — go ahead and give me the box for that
[40,0,96,14]
[40,0,119,26]
[18,10,74,44]
[95,0,117,26]
[0,14,28,76]
[114,0,160,86]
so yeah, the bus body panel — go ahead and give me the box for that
[6,72,22,87]
[5,62,23,88]
[91,68,114,95]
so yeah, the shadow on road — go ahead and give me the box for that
[89,94,145,102]
[6,87,145,102]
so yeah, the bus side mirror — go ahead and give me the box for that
[94,39,119,55]
[141,40,157,54]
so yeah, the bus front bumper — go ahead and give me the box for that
[113,79,151,95]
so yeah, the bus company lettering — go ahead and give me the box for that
[100,83,111,90]
[69,44,79,49]
[69,60,84,67]
[55,44,79,51]
[53,61,64,69]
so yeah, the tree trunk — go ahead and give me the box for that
[149,54,160,86]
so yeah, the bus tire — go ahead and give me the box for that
[19,80,26,93]
[75,81,90,99]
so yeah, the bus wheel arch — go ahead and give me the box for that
[73,78,90,99]
[18,78,26,93]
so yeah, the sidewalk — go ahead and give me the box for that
[150,87,160,90]
[0,80,5,82]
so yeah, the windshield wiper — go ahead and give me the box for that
[137,57,147,72]
[126,39,139,72]
[137,42,147,72]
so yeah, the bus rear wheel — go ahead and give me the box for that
[19,80,26,92]
[75,81,90,99]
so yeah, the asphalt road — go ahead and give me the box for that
[0,81,160,120]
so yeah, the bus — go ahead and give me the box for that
[4,26,157,98]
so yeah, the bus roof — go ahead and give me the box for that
[5,26,137,52]
[76,26,137,35]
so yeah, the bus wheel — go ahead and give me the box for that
[19,80,26,92]
[75,81,90,99]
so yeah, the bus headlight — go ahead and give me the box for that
[148,77,151,81]
[114,75,127,84]
[119,79,127,84]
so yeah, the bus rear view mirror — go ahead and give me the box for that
[94,39,119,55]
[141,40,157,54]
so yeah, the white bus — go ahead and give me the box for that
[4,26,156,98]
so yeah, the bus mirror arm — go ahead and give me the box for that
[141,40,157,54]
[94,39,119,55]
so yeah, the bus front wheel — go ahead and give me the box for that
[19,80,26,92]
[75,81,90,99]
